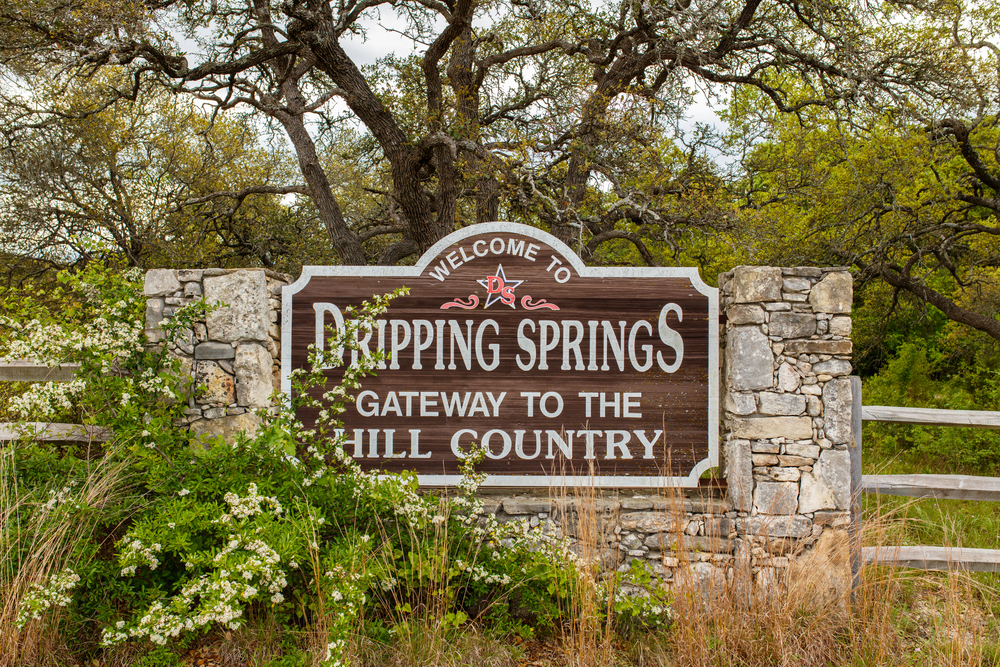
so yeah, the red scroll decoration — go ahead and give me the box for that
[440,295,480,309]
[520,296,559,310]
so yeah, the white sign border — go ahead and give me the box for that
[282,222,719,488]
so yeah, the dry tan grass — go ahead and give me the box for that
[549,488,999,667]
[346,619,520,667]
[0,442,133,667]
[554,480,618,667]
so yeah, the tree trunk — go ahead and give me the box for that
[302,29,439,254]
[277,110,366,266]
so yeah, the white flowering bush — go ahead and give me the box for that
[4,269,673,667]
[15,569,81,630]
[0,263,187,427]
[1,262,205,661]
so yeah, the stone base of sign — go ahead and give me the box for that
[144,263,854,597]
[718,265,854,595]
[144,268,291,442]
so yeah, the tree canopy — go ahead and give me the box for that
[0,0,998,344]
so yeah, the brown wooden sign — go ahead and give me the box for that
[282,223,718,487]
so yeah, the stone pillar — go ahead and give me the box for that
[144,268,290,441]
[719,266,853,588]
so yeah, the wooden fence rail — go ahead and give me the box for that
[0,422,112,442]
[862,474,1000,502]
[863,546,1000,572]
[856,386,1000,573]
[0,360,80,383]
[0,360,109,443]
[862,405,1000,429]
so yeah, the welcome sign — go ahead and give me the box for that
[281,223,718,487]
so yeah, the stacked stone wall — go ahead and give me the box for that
[720,266,854,587]
[144,268,291,440]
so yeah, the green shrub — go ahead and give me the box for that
[863,341,1000,474]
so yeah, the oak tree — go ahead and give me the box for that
[0,0,951,266]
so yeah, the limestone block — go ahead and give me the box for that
[503,498,554,514]
[687,562,727,591]
[769,467,801,482]
[205,270,269,343]
[808,272,853,313]
[620,533,643,550]
[807,395,823,416]
[737,515,812,538]
[784,443,820,459]
[782,277,811,292]
[754,482,799,515]
[782,340,853,355]
[813,359,853,377]
[783,267,823,277]
[758,392,806,415]
[798,448,851,512]
[235,343,273,408]
[823,379,853,444]
[725,392,756,415]
[768,313,817,339]
[195,341,236,360]
[726,327,773,390]
[479,498,502,515]
[190,412,262,443]
[685,497,732,513]
[813,510,851,527]
[144,269,181,297]
[730,416,813,440]
[183,282,203,298]
[777,363,801,392]
[777,455,813,467]
[619,512,683,533]
[828,316,852,336]
[620,497,654,510]
[726,304,765,325]
[787,528,851,608]
[752,453,779,466]
[644,533,735,554]
[173,329,195,355]
[705,515,731,537]
[732,266,783,303]
[145,298,166,330]
[195,361,235,404]
[176,269,204,282]
[724,438,753,512]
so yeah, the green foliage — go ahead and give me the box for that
[862,341,1000,474]
[0,73,333,279]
